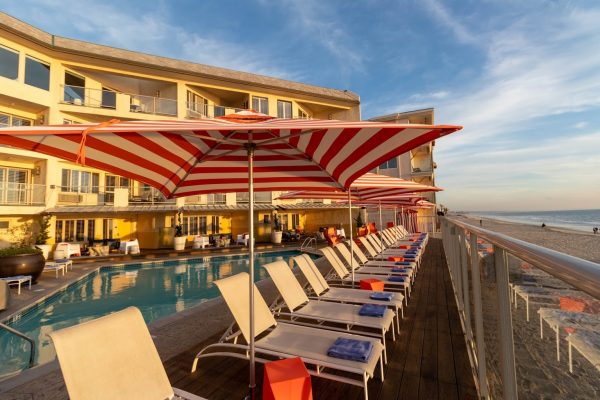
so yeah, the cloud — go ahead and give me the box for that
[263,0,366,75]
[3,0,299,80]
[574,122,588,129]
[419,0,479,45]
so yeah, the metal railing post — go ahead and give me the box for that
[493,246,518,400]
[469,233,489,398]
[458,231,473,341]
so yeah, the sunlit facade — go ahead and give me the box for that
[0,13,357,249]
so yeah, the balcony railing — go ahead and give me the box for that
[0,183,45,206]
[186,101,313,120]
[56,186,174,206]
[441,217,600,399]
[61,85,178,116]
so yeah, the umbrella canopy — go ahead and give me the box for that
[0,118,458,198]
[0,114,461,395]
[277,172,441,201]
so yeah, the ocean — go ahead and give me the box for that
[468,209,600,233]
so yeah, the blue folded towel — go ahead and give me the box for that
[359,303,387,317]
[391,267,408,272]
[388,276,406,282]
[395,261,411,265]
[370,292,394,301]
[327,337,373,362]
[55,258,70,263]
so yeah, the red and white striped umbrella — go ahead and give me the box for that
[277,172,441,201]
[0,117,458,198]
[0,113,461,395]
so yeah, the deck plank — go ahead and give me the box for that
[165,238,478,400]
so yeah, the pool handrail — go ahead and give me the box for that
[0,322,35,369]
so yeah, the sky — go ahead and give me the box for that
[2,0,599,211]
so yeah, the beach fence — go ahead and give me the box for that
[441,217,600,399]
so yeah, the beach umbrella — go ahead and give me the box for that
[0,113,461,396]
[278,175,439,281]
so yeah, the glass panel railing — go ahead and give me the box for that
[0,183,45,206]
[442,218,600,399]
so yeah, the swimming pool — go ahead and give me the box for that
[0,250,316,376]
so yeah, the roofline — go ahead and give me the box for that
[0,12,360,105]
[368,108,435,122]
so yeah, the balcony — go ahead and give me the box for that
[410,167,434,176]
[56,186,174,206]
[0,183,45,206]
[61,85,177,117]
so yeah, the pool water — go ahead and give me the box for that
[0,250,314,376]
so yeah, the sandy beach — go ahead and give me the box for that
[454,214,600,264]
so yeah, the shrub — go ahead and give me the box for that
[0,246,42,258]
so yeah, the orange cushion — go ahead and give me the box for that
[360,278,385,291]
[263,357,312,400]
[387,256,404,262]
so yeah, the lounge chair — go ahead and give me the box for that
[334,243,415,282]
[293,254,404,332]
[192,272,385,400]
[320,247,411,300]
[361,236,423,265]
[53,242,81,259]
[567,331,600,373]
[49,307,205,400]
[262,260,395,360]
[538,308,600,361]
[344,241,418,277]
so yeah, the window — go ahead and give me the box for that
[0,167,27,204]
[291,213,300,230]
[236,191,272,203]
[280,214,289,231]
[87,220,95,241]
[277,100,292,118]
[64,72,85,104]
[297,109,308,119]
[63,119,82,124]
[379,157,398,170]
[103,219,114,239]
[182,217,189,235]
[199,216,207,235]
[206,193,226,204]
[25,56,50,90]
[102,88,116,109]
[61,169,99,193]
[187,90,208,116]
[252,96,268,114]
[211,216,220,234]
[55,219,89,242]
[0,112,32,127]
[0,45,19,80]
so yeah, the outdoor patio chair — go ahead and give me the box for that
[48,306,205,400]
[293,254,404,332]
[52,242,81,259]
[320,247,411,300]
[192,272,385,400]
[236,233,250,246]
[567,331,600,373]
[192,236,209,249]
[344,241,419,276]
[262,260,395,360]
[334,243,415,282]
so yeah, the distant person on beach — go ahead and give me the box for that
[594,227,598,234]
[541,223,546,228]
[479,219,483,227]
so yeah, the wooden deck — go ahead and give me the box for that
[164,238,478,399]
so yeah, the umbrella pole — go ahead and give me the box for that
[247,145,256,398]
[394,206,397,227]
[348,191,355,288]
[379,201,384,252]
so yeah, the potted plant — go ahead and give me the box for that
[173,211,186,250]
[0,223,45,283]
[34,216,52,259]
[271,213,283,244]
